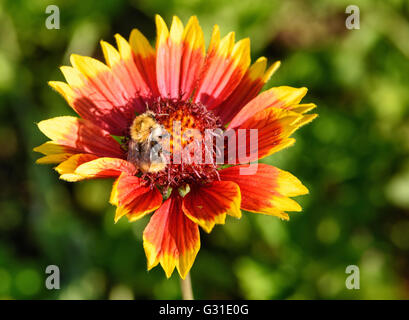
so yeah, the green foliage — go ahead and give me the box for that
[1,0,409,299]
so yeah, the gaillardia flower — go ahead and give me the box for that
[34,15,317,279]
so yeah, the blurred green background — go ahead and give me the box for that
[1,0,409,299]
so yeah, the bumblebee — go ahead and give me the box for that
[128,111,168,173]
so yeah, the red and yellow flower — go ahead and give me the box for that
[34,15,317,279]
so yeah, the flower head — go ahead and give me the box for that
[34,15,317,279]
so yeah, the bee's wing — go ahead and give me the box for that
[127,139,152,173]
[127,140,141,164]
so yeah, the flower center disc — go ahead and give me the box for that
[133,99,222,191]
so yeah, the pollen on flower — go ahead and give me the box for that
[128,98,222,191]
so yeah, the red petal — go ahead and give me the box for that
[182,181,241,233]
[101,37,152,114]
[194,26,250,110]
[155,15,184,99]
[228,86,308,129]
[143,191,200,279]
[228,107,303,162]
[213,58,280,125]
[110,173,162,222]
[58,55,136,136]
[155,16,206,100]
[74,157,137,179]
[219,164,308,220]
[35,116,124,160]
[179,16,205,99]
[129,28,159,98]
